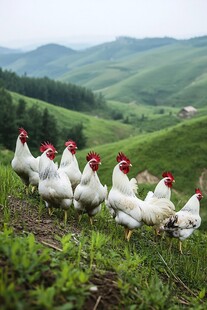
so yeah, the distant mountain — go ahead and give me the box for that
[0,46,21,54]
[0,43,76,78]
[0,36,207,107]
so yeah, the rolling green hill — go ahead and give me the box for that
[10,92,137,148]
[75,115,207,195]
[1,36,207,108]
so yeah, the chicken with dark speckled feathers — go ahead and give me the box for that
[160,188,203,254]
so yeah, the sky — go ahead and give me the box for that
[1,0,207,50]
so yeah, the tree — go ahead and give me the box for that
[0,88,16,149]
[40,108,59,146]
[62,123,86,150]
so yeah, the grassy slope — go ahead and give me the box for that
[2,38,207,109]
[0,152,207,309]
[58,41,207,108]
[74,115,207,231]
[11,92,136,147]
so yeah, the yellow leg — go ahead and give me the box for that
[25,187,29,195]
[179,240,183,255]
[89,216,93,226]
[78,214,82,222]
[124,227,129,240]
[48,207,53,216]
[64,210,68,225]
[126,229,133,242]
[31,186,36,194]
[154,227,161,236]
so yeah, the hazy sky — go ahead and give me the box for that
[1,0,207,49]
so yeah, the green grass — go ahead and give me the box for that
[11,92,137,148]
[0,165,207,309]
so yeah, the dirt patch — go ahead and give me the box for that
[1,195,81,248]
[0,196,122,309]
[136,170,159,184]
[199,169,207,195]
[84,272,122,310]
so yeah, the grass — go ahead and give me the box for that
[0,154,207,309]
[11,92,137,148]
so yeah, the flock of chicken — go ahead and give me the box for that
[11,128,202,254]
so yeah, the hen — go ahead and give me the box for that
[144,171,176,234]
[59,139,81,192]
[38,142,73,224]
[161,188,202,254]
[145,171,175,203]
[73,151,107,224]
[106,152,175,241]
[11,128,40,192]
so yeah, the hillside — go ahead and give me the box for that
[75,114,207,196]
[1,36,207,108]
[10,92,136,147]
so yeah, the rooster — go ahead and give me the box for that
[106,152,175,241]
[38,142,73,224]
[160,188,203,254]
[11,128,40,192]
[59,139,81,192]
[73,151,107,224]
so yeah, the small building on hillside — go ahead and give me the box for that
[178,106,197,119]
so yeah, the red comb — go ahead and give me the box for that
[162,171,174,181]
[116,152,131,164]
[86,151,101,163]
[195,188,203,196]
[40,142,57,153]
[19,127,28,136]
[65,140,77,147]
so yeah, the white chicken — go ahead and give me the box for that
[145,171,175,203]
[144,171,176,234]
[38,142,73,224]
[11,128,40,192]
[73,151,107,224]
[106,152,175,241]
[59,139,81,192]
[160,188,203,254]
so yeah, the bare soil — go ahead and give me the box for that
[0,195,122,309]
[136,170,159,184]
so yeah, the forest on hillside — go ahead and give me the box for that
[0,88,86,151]
[0,68,105,112]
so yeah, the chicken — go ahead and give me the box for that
[73,151,107,224]
[59,140,81,192]
[11,128,40,192]
[160,189,203,254]
[106,152,175,241]
[144,171,176,234]
[145,171,175,203]
[38,142,73,224]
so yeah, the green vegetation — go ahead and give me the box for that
[0,164,206,309]
[9,91,137,149]
[0,35,207,309]
[1,36,207,109]
[0,68,105,113]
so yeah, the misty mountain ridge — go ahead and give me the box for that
[0,35,207,108]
